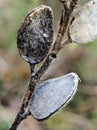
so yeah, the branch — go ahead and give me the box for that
[9,1,79,130]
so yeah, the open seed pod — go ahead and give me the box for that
[17,5,54,65]
[69,0,97,44]
[29,72,80,120]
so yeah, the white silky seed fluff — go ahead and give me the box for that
[29,72,80,120]
[69,0,97,44]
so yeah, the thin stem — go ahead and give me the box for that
[9,112,31,130]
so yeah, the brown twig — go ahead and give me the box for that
[9,1,79,130]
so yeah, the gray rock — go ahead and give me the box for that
[69,0,97,44]
[29,72,80,120]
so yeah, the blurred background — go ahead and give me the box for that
[0,0,97,130]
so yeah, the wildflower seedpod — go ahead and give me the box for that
[29,72,80,120]
[17,5,54,65]
[69,0,97,44]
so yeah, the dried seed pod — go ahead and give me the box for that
[29,72,80,120]
[69,0,97,44]
[17,5,54,65]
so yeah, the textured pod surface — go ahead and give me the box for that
[29,72,80,120]
[17,5,53,64]
[69,0,97,44]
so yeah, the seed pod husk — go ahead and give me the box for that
[17,5,54,64]
[29,72,80,120]
[69,0,97,44]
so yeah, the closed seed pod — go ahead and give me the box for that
[69,0,97,44]
[29,72,80,120]
[17,5,54,65]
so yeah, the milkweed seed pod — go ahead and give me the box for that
[69,0,97,44]
[17,5,54,65]
[29,72,80,120]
